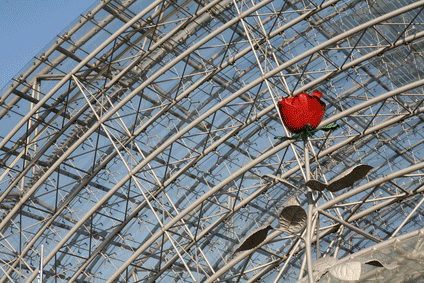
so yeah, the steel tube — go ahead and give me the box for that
[318,209,382,243]
[304,139,315,283]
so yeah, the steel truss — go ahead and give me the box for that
[1,0,424,282]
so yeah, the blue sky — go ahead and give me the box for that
[0,0,96,90]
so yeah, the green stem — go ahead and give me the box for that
[274,123,339,141]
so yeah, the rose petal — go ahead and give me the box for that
[311,90,322,98]
[278,92,326,133]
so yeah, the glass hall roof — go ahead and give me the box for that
[1,0,424,282]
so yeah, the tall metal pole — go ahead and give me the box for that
[37,244,43,283]
[304,137,315,283]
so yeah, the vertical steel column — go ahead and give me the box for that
[303,137,314,283]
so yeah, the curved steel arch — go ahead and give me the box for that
[108,82,424,283]
[142,99,424,283]
[107,2,424,279]
[1,0,424,282]
[0,0,274,231]
[0,1,238,279]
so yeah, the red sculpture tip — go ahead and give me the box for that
[311,91,322,99]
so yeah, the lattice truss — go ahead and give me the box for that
[1,0,424,282]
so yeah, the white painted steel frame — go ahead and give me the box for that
[1,0,424,282]
[106,2,424,280]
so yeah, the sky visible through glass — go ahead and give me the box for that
[0,0,94,89]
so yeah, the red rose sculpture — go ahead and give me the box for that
[278,91,326,134]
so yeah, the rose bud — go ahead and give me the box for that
[278,91,326,134]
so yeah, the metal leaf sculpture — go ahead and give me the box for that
[306,164,373,192]
[305,179,327,192]
[362,258,397,269]
[233,225,273,254]
[312,256,337,273]
[278,197,306,233]
[309,257,392,282]
[329,261,361,281]
[364,260,384,267]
